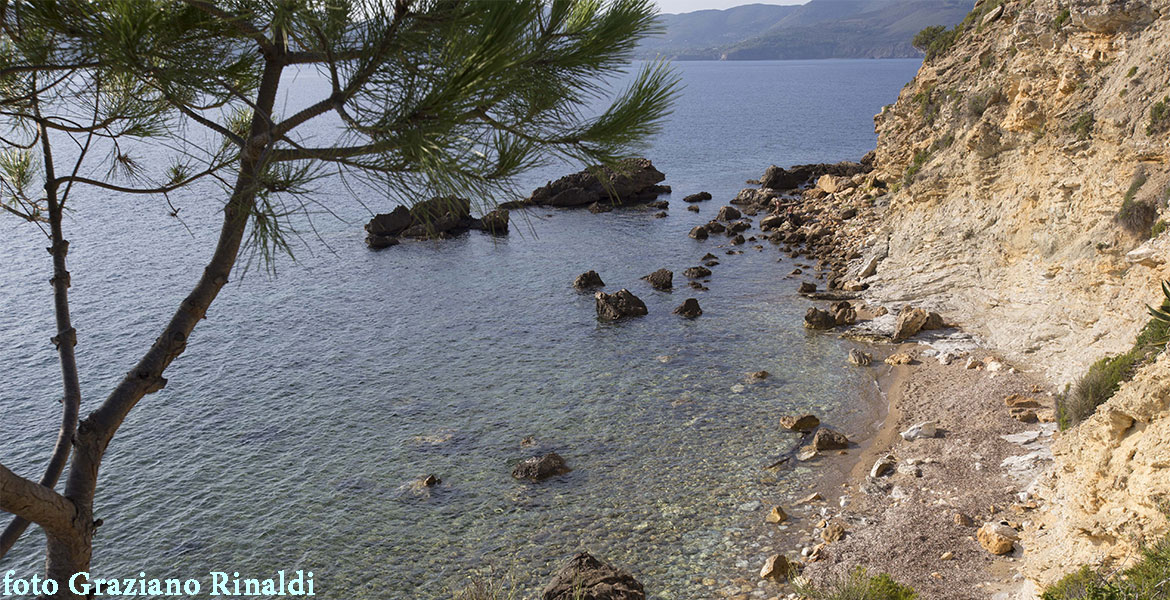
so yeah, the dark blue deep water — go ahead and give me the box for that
[1,59,921,599]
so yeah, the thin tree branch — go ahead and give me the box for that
[0,464,76,537]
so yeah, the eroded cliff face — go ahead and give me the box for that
[855,0,1170,589]
[866,0,1170,385]
[1024,352,1169,586]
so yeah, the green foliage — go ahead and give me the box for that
[1149,96,1170,136]
[1070,112,1095,140]
[1059,287,1170,429]
[1153,220,1169,238]
[796,568,918,600]
[1116,172,1156,236]
[904,149,931,186]
[1126,66,1139,78]
[913,25,959,62]
[1053,8,1071,30]
[968,91,993,118]
[1042,534,1170,599]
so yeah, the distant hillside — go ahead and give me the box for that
[640,0,974,60]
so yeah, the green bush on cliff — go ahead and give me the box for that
[1042,533,1170,599]
[1116,172,1157,237]
[1053,8,1071,30]
[1149,96,1170,135]
[1070,112,1095,140]
[1058,289,1170,429]
[912,26,958,62]
[796,568,917,600]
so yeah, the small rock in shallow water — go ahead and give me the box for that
[804,307,836,330]
[512,452,570,481]
[673,298,702,318]
[780,414,820,433]
[684,266,712,279]
[766,506,788,523]
[847,348,872,366]
[595,289,648,321]
[641,268,673,291]
[689,225,709,240]
[759,555,792,582]
[885,352,914,365]
[812,428,849,450]
[686,205,699,212]
[798,281,817,294]
[750,370,770,380]
[574,270,605,289]
[542,552,644,600]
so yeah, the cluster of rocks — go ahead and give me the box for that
[501,158,670,212]
[574,268,706,321]
[364,196,510,248]
[686,204,758,246]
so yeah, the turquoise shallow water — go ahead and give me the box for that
[0,59,920,598]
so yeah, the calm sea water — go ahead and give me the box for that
[0,59,920,599]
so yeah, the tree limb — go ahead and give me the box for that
[0,464,76,537]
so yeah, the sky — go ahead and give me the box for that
[655,0,806,15]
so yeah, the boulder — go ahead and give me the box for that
[804,307,836,330]
[512,452,570,481]
[542,553,644,600]
[647,200,669,210]
[704,221,726,234]
[641,268,673,291]
[595,289,648,321]
[686,205,700,213]
[683,191,712,203]
[476,209,510,234]
[885,352,914,365]
[527,158,666,208]
[365,205,413,236]
[900,422,938,441]
[673,298,702,318]
[759,214,786,230]
[922,311,946,330]
[683,266,712,279]
[870,454,896,478]
[893,307,929,341]
[760,161,868,191]
[977,522,1018,555]
[716,206,741,221]
[847,349,872,366]
[812,428,849,451]
[780,414,820,433]
[816,174,845,194]
[653,211,667,218]
[688,226,709,240]
[833,304,857,326]
[798,282,817,294]
[822,520,846,543]
[759,555,793,582]
[574,270,605,289]
[729,234,746,245]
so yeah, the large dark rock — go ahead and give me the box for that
[475,209,510,234]
[526,158,666,208]
[760,161,868,191]
[716,205,741,221]
[512,452,570,481]
[409,196,471,222]
[542,553,645,600]
[689,226,709,240]
[673,298,702,318]
[574,270,605,289]
[641,269,673,291]
[595,289,648,321]
[804,307,836,330]
[365,205,413,236]
[704,221,726,234]
[683,266,711,279]
[683,191,712,203]
[365,233,400,249]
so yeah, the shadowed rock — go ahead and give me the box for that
[673,298,702,318]
[522,158,666,208]
[574,270,605,289]
[542,553,645,600]
[512,452,570,481]
[683,191,712,203]
[595,289,648,321]
[642,269,673,291]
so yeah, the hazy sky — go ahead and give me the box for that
[655,0,806,15]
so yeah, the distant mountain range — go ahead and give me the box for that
[639,0,975,60]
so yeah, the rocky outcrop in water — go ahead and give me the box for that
[641,269,673,291]
[505,158,668,210]
[512,452,570,481]
[542,553,645,600]
[364,198,510,248]
[574,270,605,289]
[760,162,868,191]
[673,298,702,318]
[595,289,648,321]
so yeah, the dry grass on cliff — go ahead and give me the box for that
[1042,532,1170,599]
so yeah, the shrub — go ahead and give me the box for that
[796,568,918,600]
[913,25,958,62]
[903,149,931,186]
[968,92,992,117]
[1116,172,1156,236]
[1053,8,1071,30]
[1149,96,1170,136]
[1070,112,1095,140]
[1126,66,1138,78]
[454,577,520,600]
[1042,534,1170,599]
[1152,220,1168,238]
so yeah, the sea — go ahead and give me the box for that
[0,58,922,599]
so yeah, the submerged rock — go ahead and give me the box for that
[595,289,648,321]
[474,209,510,234]
[683,266,712,279]
[512,452,570,481]
[588,201,613,213]
[759,554,794,582]
[543,553,645,600]
[574,270,605,289]
[780,414,820,433]
[673,298,702,318]
[641,268,673,291]
[365,233,400,249]
[847,348,872,366]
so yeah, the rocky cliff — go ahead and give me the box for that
[852,0,1170,589]
[865,0,1170,385]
